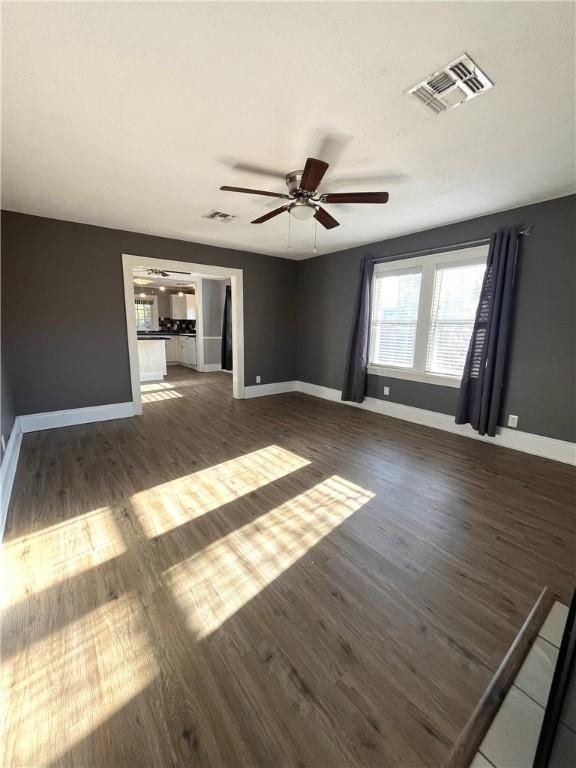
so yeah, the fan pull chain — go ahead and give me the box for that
[313,219,318,255]
[288,210,292,251]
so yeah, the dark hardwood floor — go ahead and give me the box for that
[2,366,574,767]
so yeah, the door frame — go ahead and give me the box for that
[122,253,245,414]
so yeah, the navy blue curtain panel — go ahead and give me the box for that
[221,285,232,371]
[456,227,520,436]
[342,255,374,403]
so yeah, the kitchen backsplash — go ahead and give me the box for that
[159,317,196,333]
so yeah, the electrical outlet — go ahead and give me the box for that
[507,414,519,429]
[383,386,390,396]
[256,375,261,384]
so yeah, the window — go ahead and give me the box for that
[369,246,487,386]
[134,297,158,331]
[369,267,422,369]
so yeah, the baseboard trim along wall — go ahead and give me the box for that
[244,381,297,398]
[0,417,23,541]
[240,379,575,464]
[202,363,222,373]
[18,402,136,433]
[294,381,576,465]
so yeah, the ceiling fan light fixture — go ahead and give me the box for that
[289,202,316,220]
[222,156,389,231]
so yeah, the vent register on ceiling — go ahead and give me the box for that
[408,54,493,114]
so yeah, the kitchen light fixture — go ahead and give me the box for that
[139,292,146,298]
[159,286,166,291]
[133,278,151,286]
[178,291,184,297]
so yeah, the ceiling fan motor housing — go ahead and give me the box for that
[286,170,319,217]
[286,170,305,197]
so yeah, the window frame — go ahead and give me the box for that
[134,294,160,331]
[368,245,489,388]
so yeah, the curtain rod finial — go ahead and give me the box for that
[519,225,533,236]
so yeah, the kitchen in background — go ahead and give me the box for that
[133,267,230,384]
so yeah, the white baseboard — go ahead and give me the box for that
[1,417,23,541]
[244,381,297,398]
[140,371,165,381]
[19,402,136,433]
[203,363,222,372]
[294,381,576,466]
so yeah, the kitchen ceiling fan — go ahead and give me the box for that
[144,268,191,278]
[220,157,389,229]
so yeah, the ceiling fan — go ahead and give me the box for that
[220,157,389,229]
[144,268,191,278]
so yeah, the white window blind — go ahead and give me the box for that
[426,262,486,376]
[368,245,488,386]
[370,268,422,368]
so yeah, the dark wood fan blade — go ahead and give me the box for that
[300,158,329,192]
[314,206,340,230]
[251,206,289,224]
[221,185,290,199]
[320,192,389,204]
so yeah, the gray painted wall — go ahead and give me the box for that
[204,338,222,366]
[157,290,171,318]
[202,278,226,337]
[2,211,298,415]
[297,195,576,443]
[1,356,15,459]
[202,278,228,364]
[1,239,16,454]
[2,197,574,443]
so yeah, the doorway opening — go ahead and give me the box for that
[122,254,244,414]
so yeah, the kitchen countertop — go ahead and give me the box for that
[137,333,196,339]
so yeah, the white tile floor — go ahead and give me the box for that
[514,637,559,708]
[471,600,572,768]
[539,603,570,647]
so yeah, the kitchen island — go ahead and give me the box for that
[137,334,198,380]
[137,337,168,381]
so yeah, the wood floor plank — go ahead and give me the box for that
[2,366,574,767]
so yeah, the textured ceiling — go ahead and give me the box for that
[2,2,575,260]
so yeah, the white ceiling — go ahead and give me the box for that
[2,2,574,260]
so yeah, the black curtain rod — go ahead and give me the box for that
[369,225,532,265]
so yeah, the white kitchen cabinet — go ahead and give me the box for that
[181,336,197,366]
[164,335,198,367]
[170,294,197,320]
[165,337,179,364]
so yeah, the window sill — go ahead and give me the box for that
[367,365,462,389]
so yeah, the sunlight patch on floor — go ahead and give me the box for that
[140,381,177,392]
[0,594,158,767]
[131,445,310,538]
[142,389,183,403]
[2,507,126,606]
[165,474,375,639]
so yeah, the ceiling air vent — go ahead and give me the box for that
[204,210,236,223]
[408,54,493,114]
